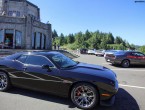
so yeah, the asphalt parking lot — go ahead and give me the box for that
[0,54,145,110]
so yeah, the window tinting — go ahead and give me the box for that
[5,53,22,60]
[17,55,27,63]
[131,52,145,57]
[49,53,77,68]
[135,53,144,57]
[25,55,52,66]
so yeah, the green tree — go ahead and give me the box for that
[115,36,123,44]
[84,30,91,41]
[52,29,133,51]
[59,33,66,46]
[67,34,75,44]
[106,33,114,44]
[139,45,145,54]
[52,29,58,39]
[75,32,84,46]
[129,44,136,50]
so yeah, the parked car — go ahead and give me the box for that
[0,51,118,110]
[87,49,96,55]
[104,50,123,62]
[95,49,106,56]
[80,48,88,54]
[107,51,145,68]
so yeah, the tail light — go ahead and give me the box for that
[106,54,116,59]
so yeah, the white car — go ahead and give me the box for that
[95,49,105,56]
[87,49,96,55]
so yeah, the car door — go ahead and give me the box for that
[135,52,145,65]
[22,55,70,95]
[128,52,145,65]
[127,52,140,64]
[9,55,30,87]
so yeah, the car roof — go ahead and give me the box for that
[125,51,144,54]
[20,51,60,56]
[4,51,60,60]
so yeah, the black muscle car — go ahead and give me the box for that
[0,51,118,109]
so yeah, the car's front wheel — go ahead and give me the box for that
[121,60,130,68]
[0,71,11,91]
[71,83,98,110]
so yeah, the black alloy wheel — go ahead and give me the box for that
[0,72,11,91]
[121,60,130,68]
[71,83,98,110]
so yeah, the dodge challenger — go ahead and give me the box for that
[0,51,118,109]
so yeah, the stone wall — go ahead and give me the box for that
[0,0,2,13]
[0,15,52,49]
[8,1,26,17]
[0,0,39,19]
[0,15,26,48]
[27,2,39,19]
[0,0,52,50]
[0,15,25,23]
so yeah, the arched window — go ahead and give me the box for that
[36,32,41,49]
[0,30,3,49]
[32,32,46,49]
[15,31,22,49]
[41,34,46,49]
[0,30,3,44]
[5,29,14,49]
[32,32,36,49]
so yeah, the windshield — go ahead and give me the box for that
[114,51,126,55]
[4,52,22,59]
[48,53,78,68]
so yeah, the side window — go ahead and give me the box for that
[130,53,136,56]
[25,55,53,66]
[130,52,145,57]
[16,55,27,63]
[136,53,145,57]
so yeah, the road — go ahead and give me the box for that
[0,54,145,110]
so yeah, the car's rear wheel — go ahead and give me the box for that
[121,60,130,68]
[71,83,98,110]
[0,72,11,91]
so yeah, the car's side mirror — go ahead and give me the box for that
[42,65,52,72]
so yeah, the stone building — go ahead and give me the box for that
[0,0,52,49]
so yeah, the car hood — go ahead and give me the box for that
[77,62,104,70]
[72,62,116,81]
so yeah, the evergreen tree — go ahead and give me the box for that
[52,29,58,39]
[59,33,65,46]
[84,30,91,41]
[67,34,75,44]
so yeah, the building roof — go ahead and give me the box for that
[8,0,39,9]
[26,1,39,9]
[9,0,26,2]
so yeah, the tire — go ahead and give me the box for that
[71,83,99,110]
[0,71,11,92]
[121,60,130,68]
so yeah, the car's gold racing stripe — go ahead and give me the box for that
[9,71,72,84]
[10,76,72,83]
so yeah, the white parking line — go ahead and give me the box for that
[112,69,145,72]
[102,63,110,65]
[119,84,145,89]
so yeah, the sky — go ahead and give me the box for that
[29,0,145,46]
